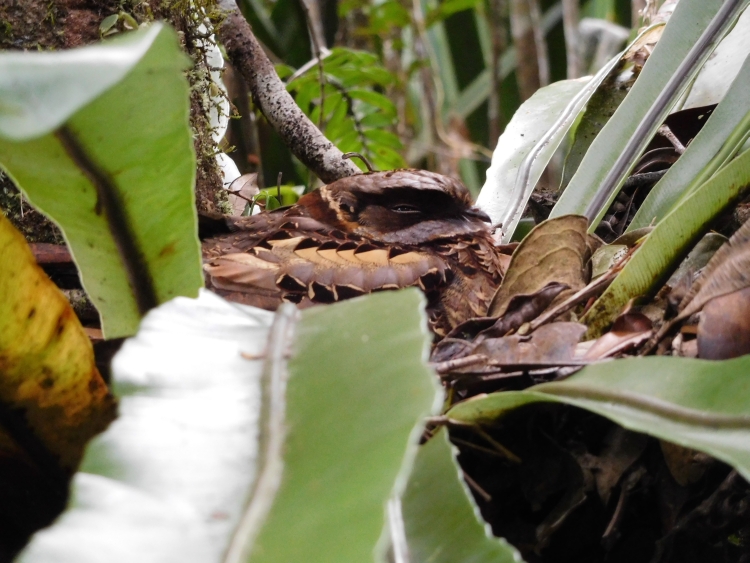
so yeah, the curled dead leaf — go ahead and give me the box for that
[226,172,259,216]
[697,286,750,360]
[678,217,750,321]
[583,311,653,360]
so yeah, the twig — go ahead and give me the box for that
[528,272,616,331]
[427,417,522,462]
[657,124,686,154]
[216,1,360,183]
[450,436,510,457]
[287,50,332,84]
[432,354,488,375]
[462,471,492,502]
[342,152,376,172]
[623,170,668,189]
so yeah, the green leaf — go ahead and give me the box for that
[680,7,750,110]
[337,129,364,154]
[448,355,750,482]
[361,112,397,128]
[248,289,439,563]
[98,14,119,35]
[0,24,201,338]
[400,428,522,563]
[367,1,411,33]
[559,60,632,191]
[551,0,746,226]
[476,76,594,241]
[629,55,750,230]
[348,89,397,116]
[19,291,275,563]
[274,63,294,80]
[425,0,482,26]
[341,67,395,89]
[370,145,407,170]
[21,289,439,562]
[0,29,162,140]
[326,116,355,147]
[363,129,403,150]
[294,80,318,114]
[318,91,343,120]
[581,146,750,337]
[257,187,300,207]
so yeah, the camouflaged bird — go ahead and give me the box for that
[202,169,506,337]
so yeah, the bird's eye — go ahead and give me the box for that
[390,204,421,214]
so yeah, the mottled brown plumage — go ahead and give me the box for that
[202,169,506,337]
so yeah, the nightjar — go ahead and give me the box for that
[202,169,506,337]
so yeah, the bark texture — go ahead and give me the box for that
[216,3,360,184]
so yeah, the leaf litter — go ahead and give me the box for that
[433,179,750,561]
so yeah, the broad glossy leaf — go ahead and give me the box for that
[0,24,202,338]
[478,24,658,241]
[681,7,750,110]
[400,428,522,563]
[581,147,750,337]
[558,25,666,190]
[629,54,750,230]
[245,289,438,563]
[21,289,438,563]
[448,355,750,482]
[20,291,273,563]
[551,0,743,226]
[476,76,592,239]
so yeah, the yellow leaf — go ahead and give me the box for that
[0,212,116,475]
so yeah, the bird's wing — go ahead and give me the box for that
[203,223,449,310]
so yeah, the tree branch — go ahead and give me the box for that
[216,1,360,183]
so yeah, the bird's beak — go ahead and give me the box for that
[463,206,492,223]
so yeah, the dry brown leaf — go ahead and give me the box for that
[477,282,569,340]
[226,172,259,216]
[697,286,750,359]
[474,322,587,367]
[488,215,592,317]
[583,311,653,359]
[576,427,648,505]
[660,441,711,486]
[678,217,750,320]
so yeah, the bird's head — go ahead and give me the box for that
[299,169,492,245]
